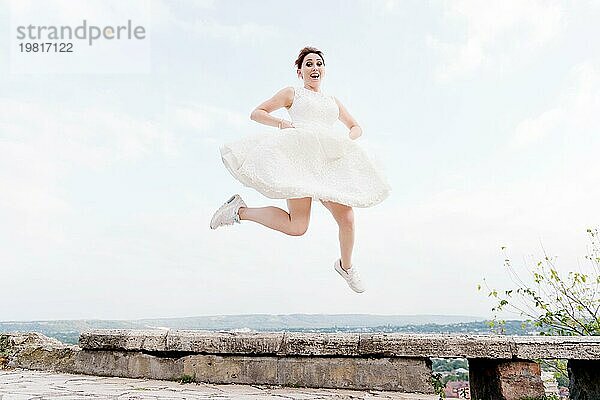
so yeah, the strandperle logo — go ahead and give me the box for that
[16,19,146,46]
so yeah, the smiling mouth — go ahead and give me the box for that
[310,73,320,79]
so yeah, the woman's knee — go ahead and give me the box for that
[288,222,309,236]
[287,198,311,236]
[336,208,354,228]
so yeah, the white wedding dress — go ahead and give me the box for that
[219,86,391,208]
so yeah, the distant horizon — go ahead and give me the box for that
[1,316,535,347]
[1,313,488,324]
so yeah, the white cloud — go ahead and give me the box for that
[149,0,214,29]
[8,0,151,23]
[0,96,254,257]
[512,108,564,149]
[428,0,564,81]
[0,98,177,168]
[172,103,248,144]
[511,61,600,149]
[150,0,278,45]
[0,140,70,246]
[0,98,177,247]
[178,19,278,45]
[364,168,600,291]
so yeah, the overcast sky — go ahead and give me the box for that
[1,0,599,322]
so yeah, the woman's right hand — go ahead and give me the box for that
[280,120,295,129]
[250,87,295,129]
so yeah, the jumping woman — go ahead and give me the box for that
[210,46,390,293]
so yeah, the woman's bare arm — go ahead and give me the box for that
[334,97,362,140]
[250,87,295,129]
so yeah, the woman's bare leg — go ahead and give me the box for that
[321,200,354,270]
[237,197,312,236]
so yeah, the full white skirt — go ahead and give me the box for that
[220,127,390,208]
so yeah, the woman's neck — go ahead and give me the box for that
[303,83,321,93]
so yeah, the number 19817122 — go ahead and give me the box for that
[19,42,73,53]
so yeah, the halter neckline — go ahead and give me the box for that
[300,86,327,97]
[300,86,324,95]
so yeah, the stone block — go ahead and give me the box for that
[276,356,433,392]
[359,334,515,359]
[183,354,278,385]
[469,358,544,400]
[280,332,360,356]
[71,350,183,381]
[167,330,284,354]
[79,329,168,352]
[514,336,600,360]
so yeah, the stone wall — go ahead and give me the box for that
[3,330,600,400]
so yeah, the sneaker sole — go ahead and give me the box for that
[210,195,239,229]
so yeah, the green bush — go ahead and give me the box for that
[480,228,600,336]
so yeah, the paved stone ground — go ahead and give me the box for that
[0,368,438,400]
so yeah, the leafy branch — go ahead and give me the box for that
[479,228,600,336]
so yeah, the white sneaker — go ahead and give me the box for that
[210,194,247,230]
[333,259,366,293]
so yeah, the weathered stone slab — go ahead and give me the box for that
[83,330,361,356]
[469,358,544,400]
[79,330,600,360]
[79,329,168,352]
[280,332,360,356]
[183,354,433,393]
[568,359,600,400]
[166,330,284,354]
[359,334,515,359]
[514,335,600,360]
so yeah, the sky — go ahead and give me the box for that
[1,0,599,322]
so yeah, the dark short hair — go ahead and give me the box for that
[294,46,325,69]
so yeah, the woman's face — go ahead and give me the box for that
[297,53,325,86]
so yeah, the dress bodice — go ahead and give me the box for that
[287,86,339,129]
